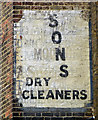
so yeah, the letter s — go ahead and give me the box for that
[49,15,58,28]
[80,90,87,100]
[59,65,68,77]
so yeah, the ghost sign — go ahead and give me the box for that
[14,10,92,108]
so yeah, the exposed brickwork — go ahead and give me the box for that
[0,2,13,119]
[90,2,98,120]
[0,1,97,120]
[13,2,91,23]
[12,2,94,120]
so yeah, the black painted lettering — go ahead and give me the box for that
[56,90,63,99]
[31,90,37,99]
[80,90,87,100]
[35,78,42,86]
[65,90,71,99]
[73,90,79,99]
[49,15,58,27]
[60,65,68,77]
[52,31,62,44]
[55,48,65,61]
[43,77,51,86]
[38,90,44,99]
[22,90,29,99]
[46,90,54,99]
[26,77,33,86]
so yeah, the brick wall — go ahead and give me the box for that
[13,2,91,23]
[0,2,2,119]
[0,1,97,120]
[91,2,98,120]
[13,2,94,120]
[0,2,13,119]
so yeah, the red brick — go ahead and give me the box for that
[39,2,52,6]
[33,6,42,10]
[13,19,20,23]
[59,2,64,5]
[26,2,34,5]
[34,2,40,5]
[53,2,58,5]
[13,15,22,18]
[13,2,21,5]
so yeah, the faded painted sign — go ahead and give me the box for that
[14,10,91,108]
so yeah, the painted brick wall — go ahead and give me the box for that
[0,2,13,120]
[0,1,97,120]
[13,2,93,120]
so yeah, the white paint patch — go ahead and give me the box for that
[14,10,91,108]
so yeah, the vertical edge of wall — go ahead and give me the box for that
[91,1,98,120]
[0,2,2,120]
[0,2,13,120]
